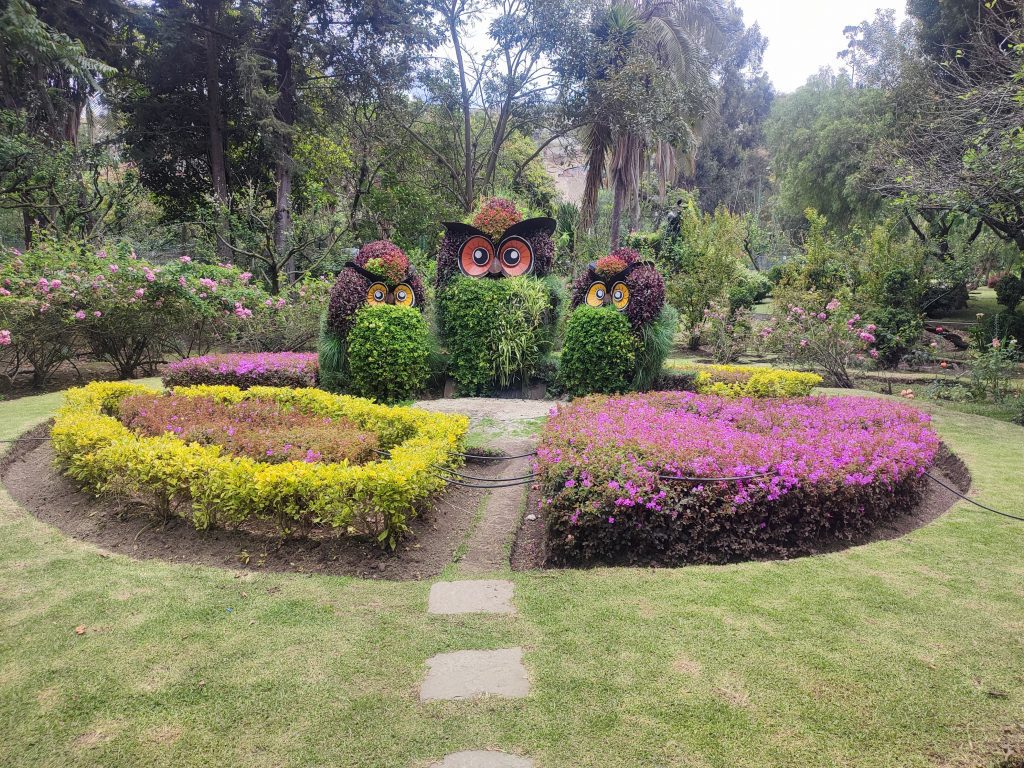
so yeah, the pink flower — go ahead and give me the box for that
[96,250,108,259]
[199,278,218,292]
[74,310,87,320]
[134,288,145,298]
[109,263,119,273]
[179,255,192,264]
[0,288,9,297]
[826,299,841,311]
[93,311,102,318]
[0,330,11,346]
[239,272,253,283]
[992,338,1001,349]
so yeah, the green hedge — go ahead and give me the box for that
[559,306,637,397]
[51,382,468,548]
[346,305,430,402]
[437,276,561,395]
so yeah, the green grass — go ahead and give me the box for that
[931,286,1003,324]
[1,386,1023,767]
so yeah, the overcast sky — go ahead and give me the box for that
[735,0,906,92]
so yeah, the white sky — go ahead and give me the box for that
[735,0,906,92]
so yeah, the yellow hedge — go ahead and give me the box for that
[665,363,822,398]
[51,382,469,548]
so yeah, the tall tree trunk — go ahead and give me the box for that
[272,3,296,285]
[610,171,627,249]
[204,1,232,261]
[447,6,474,211]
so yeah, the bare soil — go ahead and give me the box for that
[1,423,501,581]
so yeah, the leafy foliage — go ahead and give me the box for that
[164,353,319,390]
[559,306,637,397]
[536,392,938,565]
[346,305,430,403]
[52,382,468,548]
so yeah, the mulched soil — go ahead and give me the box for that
[511,446,972,571]
[1,422,501,581]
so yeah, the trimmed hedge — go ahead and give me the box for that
[51,382,468,548]
[559,306,637,397]
[664,363,822,397]
[346,305,430,402]
[536,392,939,566]
[163,352,319,389]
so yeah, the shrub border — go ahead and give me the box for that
[50,382,468,547]
[665,363,823,397]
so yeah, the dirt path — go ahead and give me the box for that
[415,399,556,574]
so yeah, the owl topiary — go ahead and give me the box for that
[562,247,676,394]
[319,240,430,398]
[435,198,563,395]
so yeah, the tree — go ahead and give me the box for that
[876,4,1024,256]
[692,3,774,214]
[409,0,586,213]
[579,0,726,247]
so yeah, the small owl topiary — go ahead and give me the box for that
[319,240,430,398]
[562,247,676,394]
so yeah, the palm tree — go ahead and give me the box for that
[579,0,724,247]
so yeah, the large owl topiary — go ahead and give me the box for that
[561,247,676,396]
[435,198,563,395]
[318,240,430,401]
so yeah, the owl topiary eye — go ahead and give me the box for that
[611,281,630,310]
[393,283,416,307]
[586,282,607,307]
[367,283,388,305]
[459,236,494,277]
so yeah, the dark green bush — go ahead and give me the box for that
[346,305,430,402]
[559,306,637,397]
[727,271,772,311]
[972,310,1024,350]
[868,306,923,368]
[994,272,1024,312]
[437,276,561,395]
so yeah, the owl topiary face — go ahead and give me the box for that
[326,240,426,341]
[569,247,665,332]
[436,198,556,288]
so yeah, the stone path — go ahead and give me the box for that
[420,647,529,701]
[459,442,534,574]
[429,580,516,615]
[420,578,533,765]
[428,752,534,768]
[412,399,544,765]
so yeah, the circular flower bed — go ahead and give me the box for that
[51,382,468,548]
[535,392,940,565]
[164,352,318,389]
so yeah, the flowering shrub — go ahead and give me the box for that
[763,298,879,387]
[164,352,319,389]
[51,382,469,547]
[471,197,523,239]
[0,240,283,385]
[119,392,378,465]
[535,392,938,565]
[664,363,822,397]
[701,301,752,364]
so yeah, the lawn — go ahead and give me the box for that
[1,386,1023,767]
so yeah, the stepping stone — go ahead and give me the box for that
[420,648,529,701]
[428,751,534,768]
[428,580,516,615]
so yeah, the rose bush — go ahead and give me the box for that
[535,392,938,565]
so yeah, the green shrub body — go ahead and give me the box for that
[559,306,637,397]
[346,305,430,402]
[437,276,561,395]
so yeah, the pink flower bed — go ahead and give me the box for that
[164,352,318,389]
[535,392,940,565]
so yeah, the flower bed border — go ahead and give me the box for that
[51,382,468,547]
